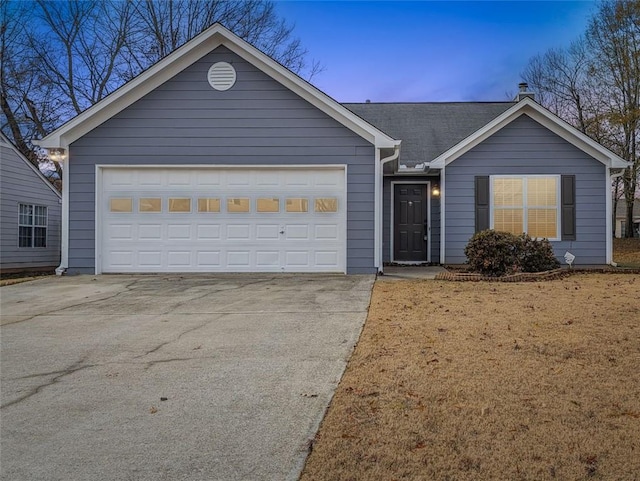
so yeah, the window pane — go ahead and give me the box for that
[493,178,523,207]
[227,198,250,213]
[286,198,308,212]
[19,204,33,225]
[110,198,132,213]
[527,208,557,239]
[494,208,524,235]
[139,198,161,212]
[315,198,338,213]
[169,198,191,213]
[34,206,47,226]
[198,198,220,213]
[257,198,279,213]
[34,227,47,247]
[19,226,32,247]
[527,177,557,207]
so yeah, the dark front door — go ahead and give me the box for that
[394,184,427,262]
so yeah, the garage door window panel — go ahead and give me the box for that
[315,198,338,213]
[140,198,162,212]
[198,198,220,213]
[169,198,191,213]
[227,198,250,213]
[257,198,279,213]
[110,198,132,213]
[286,198,308,213]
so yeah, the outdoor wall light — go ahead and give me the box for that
[432,186,440,197]
[47,148,67,162]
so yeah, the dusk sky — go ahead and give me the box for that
[275,1,597,102]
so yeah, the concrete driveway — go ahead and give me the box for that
[0,274,374,481]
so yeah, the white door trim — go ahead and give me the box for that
[390,181,431,264]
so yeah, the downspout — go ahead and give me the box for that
[376,143,401,273]
[56,154,69,275]
[608,168,625,266]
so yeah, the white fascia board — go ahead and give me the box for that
[35,24,397,151]
[430,98,630,169]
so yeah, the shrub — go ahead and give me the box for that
[517,234,560,272]
[464,230,560,276]
[464,230,522,277]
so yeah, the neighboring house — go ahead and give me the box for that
[1,132,62,273]
[615,200,640,238]
[35,24,629,275]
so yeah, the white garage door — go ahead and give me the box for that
[99,167,346,273]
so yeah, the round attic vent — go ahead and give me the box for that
[207,62,236,91]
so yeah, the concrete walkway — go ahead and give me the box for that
[378,265,446,281]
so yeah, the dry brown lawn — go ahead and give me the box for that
[614,238,640,268]
[301,274,640,481]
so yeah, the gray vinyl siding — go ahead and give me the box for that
[383,176,441,263]
[0,141,61,270]
[445,114,607,265]
[67,46,376,274]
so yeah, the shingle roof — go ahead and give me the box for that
[343,102,515,167]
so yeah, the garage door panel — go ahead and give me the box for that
[197,224,221,239]
[139,224,163,240]
[256,251,280,267]
[227,224,251,239]
[256,224,280,240]
[109,224,133,240]
[315,225,338,239]
[167,251,191,267]
[227,251,251,266]
[101,167,345,273]
[139,251,162,267]
[285,251,310,267]
[316,251,339,266]
[168,224,191,239]
[197,251,221,266]
[286,225,309,239]
[138,172,162,186]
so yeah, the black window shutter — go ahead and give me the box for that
[475,176,490,232]
[561,175,576,240]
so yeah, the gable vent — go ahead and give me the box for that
[207,62,236,91]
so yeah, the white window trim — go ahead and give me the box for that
[489,175,561,241]
[18,203,48,248]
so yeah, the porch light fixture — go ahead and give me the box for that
[431,186,440,197]
[47,148,67,162]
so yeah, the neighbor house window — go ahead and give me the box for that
[491,176,559,239]
[19,204,47,247]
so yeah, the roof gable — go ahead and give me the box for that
[35,24,398,151]
[429,98,630,169]
[0,133,61,198]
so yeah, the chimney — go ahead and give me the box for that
[516,82,535,101]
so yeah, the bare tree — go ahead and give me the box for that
[1,0,318,184]
[522,0,640,237]
[587,0,640,237]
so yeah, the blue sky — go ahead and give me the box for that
[275,1,596,102]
